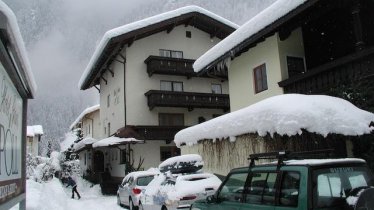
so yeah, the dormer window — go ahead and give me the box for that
[159,49,183,58]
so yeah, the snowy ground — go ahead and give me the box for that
[10,177,127,210]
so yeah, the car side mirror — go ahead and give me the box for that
[206,195,217,204]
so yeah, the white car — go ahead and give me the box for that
[117,170,158,210]
[139,154,222,210]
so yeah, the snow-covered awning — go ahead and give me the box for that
[174,94,374,147]
[69,105,100,130]
[27,125,44,137]
[79,5,238,90]
[193,0,312,73]
[92,136,143,148]
[73,137,98,152]
[0,2,37,97]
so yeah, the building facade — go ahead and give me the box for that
[78,6,237,182]
[26,125,44,156]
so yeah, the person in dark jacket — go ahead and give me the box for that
[66,176,81,199]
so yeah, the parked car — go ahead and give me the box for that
[117,170,159,210]
[139,154,222,210]
[191,150,374,210]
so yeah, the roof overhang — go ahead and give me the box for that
[79,6,238,90]
[195,0,323,74]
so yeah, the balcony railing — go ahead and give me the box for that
[144,56,228,79]
[131,125,187,142]
[279,47,374,94]
[145,90,230,111]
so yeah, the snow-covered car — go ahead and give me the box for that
[139,154,222,210]
[117,170,159,210]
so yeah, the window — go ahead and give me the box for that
[107,94,110,107]
[279,172,300,206]
[88,124,91,134]
[159,113,184,126]
[160,81,183,92]
[160,146,181,161]
[313,167,373,208]
[137,176,155,186]
[217,172,248,202]
[159,49,183,58]
[84,153,87,165]
[253,64,268,93]
[287,56,305,77]
[107,122,111,137]
[120,150,127,164]
[186,31,191,38]
[211,84,222,94]
[245,172,277,205]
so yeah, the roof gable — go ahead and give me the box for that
[79,5,238,90]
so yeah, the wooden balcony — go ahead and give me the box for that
[115,125,186,143]
[279,47,374,94]
[144,56,227,79]
[145,90,230,111]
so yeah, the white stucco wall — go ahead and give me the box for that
[79,150,93,177]
[100,54,126,136]
[125,25,227,126]
[228,29,305,111]
[26,136,39,156]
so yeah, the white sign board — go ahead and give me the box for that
[0,61,23,202]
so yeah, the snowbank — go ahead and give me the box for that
[194,0,307,72]
[60,132,79,152]
[174,94,374,147]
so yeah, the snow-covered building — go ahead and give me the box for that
[26,125,44,156]
[78,6,237,183]
[194,0,374,111]
[0,1,36,210]
[175,94,374,175]
[70,105,101,179]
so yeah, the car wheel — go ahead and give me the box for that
[129,198,138,210]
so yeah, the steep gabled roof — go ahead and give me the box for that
[194,0,320,73]
[27,125,44,137]
[69,104,100,130]
[79,5,238,90]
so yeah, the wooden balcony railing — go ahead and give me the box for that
[145,90,230,111]
[279,47,374,94]
[131,125,187,142]
[144,56,228,79]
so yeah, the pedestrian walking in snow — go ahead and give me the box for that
[66,176,81,199]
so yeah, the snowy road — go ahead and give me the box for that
[11,178,128,210]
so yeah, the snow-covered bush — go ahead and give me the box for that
[27,151,62,182]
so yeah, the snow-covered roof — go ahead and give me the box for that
[159,154,203,169]
[194,0,309,72]
[92,136,143,148]
[0,1,37,97]
[69,105,100,130]
[27,125,44,137]
[79,5,239,90]
[123,170,159,181]
[73,137,98,152]
[174,94,374,147]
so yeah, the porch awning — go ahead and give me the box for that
[92,136,143,148]
[74,137,98,153]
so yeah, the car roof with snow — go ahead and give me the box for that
[124,170,159,180]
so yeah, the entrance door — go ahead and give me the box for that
[93,151,104,173]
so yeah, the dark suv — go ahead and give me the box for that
[191,150,374,210]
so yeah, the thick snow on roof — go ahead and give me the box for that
[123,170,159,182]
[27,125,44,137]
[78,5,239,89]
[69,105,99,130]
[0,1,37,96]
[92,136,142,148]
[193,0,307,72]
[159,154,203,169]
[73,137,98,152]
[174,94,374,147]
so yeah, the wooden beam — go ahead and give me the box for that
[101,75,107,85]
[94,85,100,93]
[107,68,114,77]
[167,24,176,34]
[210,28,221,39]
[185,17,194,27]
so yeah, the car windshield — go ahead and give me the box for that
[313,166,373,208]
[137,176,154,186]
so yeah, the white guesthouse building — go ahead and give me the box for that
[26,125,44,156]
[78,6,238,183]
